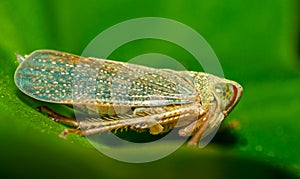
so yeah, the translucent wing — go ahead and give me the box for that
[14,50,198,106]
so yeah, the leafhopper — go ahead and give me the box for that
[14,50,243,146]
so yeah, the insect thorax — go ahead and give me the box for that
[183,71,215,106]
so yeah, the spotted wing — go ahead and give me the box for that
[14,50,198,106]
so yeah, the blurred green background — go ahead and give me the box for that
[0,0,299,178]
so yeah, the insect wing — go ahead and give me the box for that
[14,50,198,106]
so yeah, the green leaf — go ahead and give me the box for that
[0,0,299,178]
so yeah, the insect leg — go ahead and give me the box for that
[187,118,208,147]
[178,106,207,137]
[178,113,208,147]
[59,129,83,138]
[37,106,79,127]
[61,114,166,137]
[61,118,133,136]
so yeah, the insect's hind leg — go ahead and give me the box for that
[37,106,79,128]
[59,129,83,138]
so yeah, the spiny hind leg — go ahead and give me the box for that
[38,106,165,138]
[37,107,131,138]
[37,106,79,128]
[64,115,165,137]
[60,129,83,138]
[37,106,120,138]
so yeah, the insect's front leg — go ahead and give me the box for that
[177,105,210,146]
[178,115,208,146]
[187,117,208,146]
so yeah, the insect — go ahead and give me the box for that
[14,50,243,146]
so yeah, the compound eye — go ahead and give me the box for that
[214,83,238,110]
